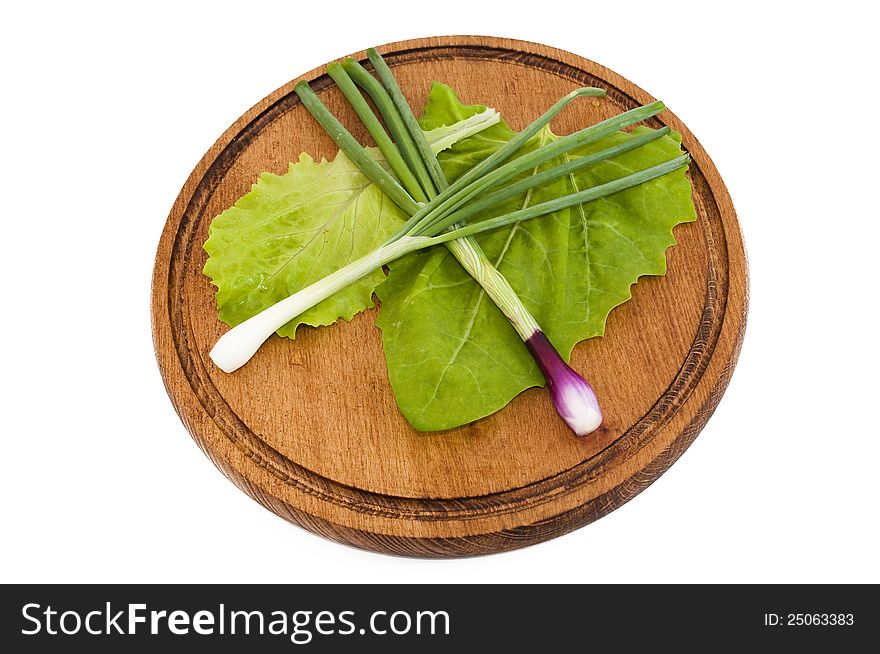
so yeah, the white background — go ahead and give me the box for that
[2,1,877,584]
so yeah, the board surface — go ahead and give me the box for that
[151,36,747,557]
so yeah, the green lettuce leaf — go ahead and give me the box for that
[374,83,696,430]
[203,114,499,337]
[203,151,407,337]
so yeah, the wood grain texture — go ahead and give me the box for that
[151,36,748,557]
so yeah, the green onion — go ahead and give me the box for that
[363,48,605,435]
[212,56,688,441]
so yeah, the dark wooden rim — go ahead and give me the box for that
[152,36,747,556]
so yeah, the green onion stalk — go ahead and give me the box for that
[209,50,688,435]
[344,50,604,435]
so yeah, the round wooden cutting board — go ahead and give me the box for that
[151,36,747,557]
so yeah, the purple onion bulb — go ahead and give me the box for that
[525,331,602,436]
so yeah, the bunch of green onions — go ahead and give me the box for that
[209,48,689,436]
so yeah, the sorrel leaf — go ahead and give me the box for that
[375,84,696,430]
